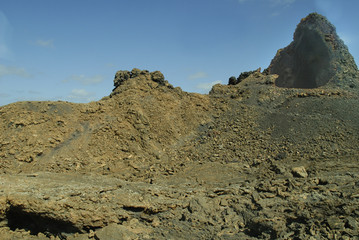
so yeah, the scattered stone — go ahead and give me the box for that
[327,216,345,230]
[292,166,308,178]
[95,224,137,240]
[346,216,358,230]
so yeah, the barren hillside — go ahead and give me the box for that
[0,13,359,240]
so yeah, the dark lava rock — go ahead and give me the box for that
[113,70,131,88]
[113,68,173,92]
[228,76,237,85]
[151,71,166,84]
[265,13,359,89]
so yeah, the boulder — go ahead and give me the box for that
[292,166,308,178]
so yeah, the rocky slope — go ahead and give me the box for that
[0,13,359,240]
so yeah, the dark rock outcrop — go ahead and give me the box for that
[265,13,359,89]
[228,68,261,85]
[113,68,172,90]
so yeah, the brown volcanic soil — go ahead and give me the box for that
[0,69,359,240]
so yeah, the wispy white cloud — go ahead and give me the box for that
[338,32,358,52]
[188,71,208,80]
[338,33,351,45]
[270,0,295,6]
[268,0,295,17]
[0,11,13,60]
[0,93,10,98]
[196,80,222,92]
[271,11,280,17]
[106,63,116,68]
[238,0,295,6]
[0,64,32,78]
[28,90,41,95]
[314,0,343,22]
[35,39,54,48]
[0,44,11,60]
[68,89,96,102]
[63,74,105,85]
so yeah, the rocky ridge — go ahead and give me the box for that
[0,13,359,240]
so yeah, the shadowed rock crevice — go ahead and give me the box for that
[6,206,81,237]
[279,28,332,88]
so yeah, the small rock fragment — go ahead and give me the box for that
[346,216,358,230]
[292,166,308,178]
[327,216,345,230]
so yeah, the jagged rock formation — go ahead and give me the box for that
[228,68,261,85]
[112,68,172,94]
[264,13,359,89]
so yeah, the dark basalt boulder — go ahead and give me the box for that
[265,13,359,89]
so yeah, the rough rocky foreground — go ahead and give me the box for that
[1,13,359,240]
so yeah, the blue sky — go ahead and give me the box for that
[1,0,359,106]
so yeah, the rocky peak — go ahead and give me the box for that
[265,12,359,89]
[111,68,174,96]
